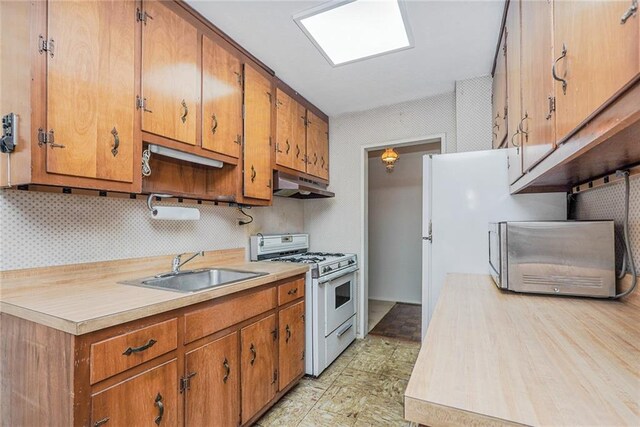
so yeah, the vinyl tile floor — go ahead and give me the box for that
[255,335,420,426]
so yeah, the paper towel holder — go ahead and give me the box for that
[147,193,175,216]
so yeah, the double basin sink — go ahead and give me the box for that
[120,268,268,293]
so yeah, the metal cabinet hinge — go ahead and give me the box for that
[267,178,272,189]
[546,96,556,120]
[37,128,64,149]
[242,104,246,120]
[504,106,508,120]
[38,35,54,57]
[266,91,272,103]
[269,136,272,147]
[271,369,278,384]
[1,113,18,154]
[136,8,153,25]
[136,95,152,113]
[179,372,197,393]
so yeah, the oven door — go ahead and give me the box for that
[320,268,357,337]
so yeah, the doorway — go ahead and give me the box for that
[360,136,443,341]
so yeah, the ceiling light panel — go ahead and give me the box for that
[295,0,413,66]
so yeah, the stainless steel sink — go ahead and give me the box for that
[120,268,268,293]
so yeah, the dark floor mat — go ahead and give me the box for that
[369,303,422,342]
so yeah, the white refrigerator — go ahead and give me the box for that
[422,150,567,335]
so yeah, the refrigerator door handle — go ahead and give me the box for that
[423,221,433,242]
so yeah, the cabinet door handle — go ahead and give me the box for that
[313,153,318,165]
[518,113,528,142]
[154,393,164,425]
[287,288,298,295]
[621,0,638,24]
[111,127,119,157]
[552,43,568,95]
[211,114,218,134]
[285,139,290,154]
[321,156,325,168]
[249,343,256,365]
[122,339,157,356]
[296,144,300,159]
[180,99,188,123]
[285,324,291,343]
[250,165,256,182]
[93,417,110,427]
[223,357,230,383]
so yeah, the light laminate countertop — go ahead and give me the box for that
[405,273,640,426]
[0,249,308,335]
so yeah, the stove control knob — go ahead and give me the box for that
[348,260,355,265]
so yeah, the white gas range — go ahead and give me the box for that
[250,234,357,377]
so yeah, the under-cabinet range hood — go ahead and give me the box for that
[273,171,334,199]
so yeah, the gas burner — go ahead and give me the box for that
[306,252,345,257]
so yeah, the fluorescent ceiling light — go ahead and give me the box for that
[294,0,413,66]
[149,144,223,168]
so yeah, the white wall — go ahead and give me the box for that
[456,75,493,153]
[368,150,436,304]
[0,190,303,270]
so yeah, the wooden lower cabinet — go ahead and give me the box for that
[91,360,178,427]
[241,314,278,424]
[185,333,240,427]
[1,274,306,427]
[279,301,305,390]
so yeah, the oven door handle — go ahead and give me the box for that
[336,322,353,338]
[318,266,359,284]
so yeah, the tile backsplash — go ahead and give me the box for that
[0,189,303,271]
[573,174,640,271]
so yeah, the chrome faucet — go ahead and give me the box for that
[171,251,204,273]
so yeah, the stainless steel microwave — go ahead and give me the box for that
[489,221,616,298]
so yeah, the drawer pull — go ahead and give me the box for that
[154,393,164,425]
[94,417,110,427]
[223,357,230,383]
[337,323,353,338]
[287,288,298,295]
[250,343,256,365]
[122,338,157,356]
[285,324,291,343]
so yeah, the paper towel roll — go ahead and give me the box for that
[151,206,201,220]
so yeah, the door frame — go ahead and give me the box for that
[359,133,446,339]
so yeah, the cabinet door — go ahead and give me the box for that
[291,100,308,173]
[505,0,523,185]
[278,301,305,390]
[306,111,329,180]
[91,360,178,427]
[243,65,273,201]
[520,0,555,171]
[241,314,277,424]
[553,0,639,142]
[275,88,293,169]
[492,31,508,149]
[46,0,135,183]
[202,35,242,158]
[185,332,240,427]
[141,0,198,145]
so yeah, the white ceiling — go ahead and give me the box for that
[187,0,504,116]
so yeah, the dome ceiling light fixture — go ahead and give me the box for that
[381,147,399,173]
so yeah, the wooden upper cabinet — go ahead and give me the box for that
[492,31,508,149]
[306,111,329,180]
[202,35,243,158]
[243,65,273,201]
[46,0,135,183]
[553,0,639,143]
[520,0,555,172]
[141,0,198,145]
[241,314,277,424]
[91,359,178,427]
[185,332,240,427]
[505,0,523,185]
[291,101,307,173]
[278,301,305,390]
[275,88,294,169]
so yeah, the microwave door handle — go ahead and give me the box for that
[488,230,500,276]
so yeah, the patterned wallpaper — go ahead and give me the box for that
[573,175,640,271]
[0,189,304,270]
[456,75,493,153]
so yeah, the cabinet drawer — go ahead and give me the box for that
[184,287,277,344]
[278,278,305,305]
[90,318,178,384]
